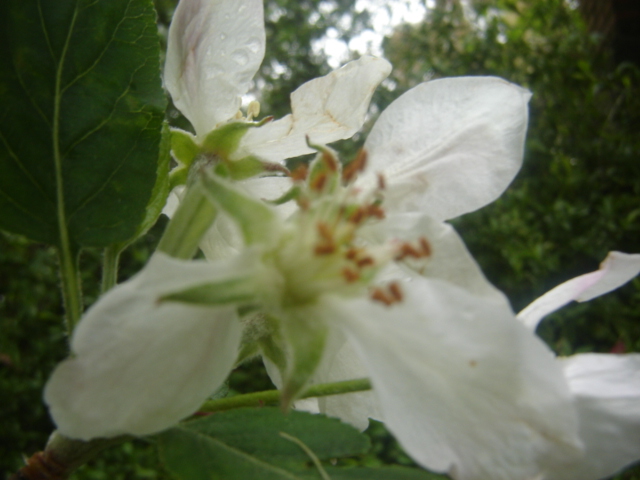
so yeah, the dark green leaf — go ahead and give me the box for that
[157,407,370,479]
[0,0,166,247]
[302,466,449,480]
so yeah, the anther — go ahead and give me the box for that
[419,237,432,256]
[365,204,385,219]
[345,247,360,260]
[377,173,386,190]
[356,256,374,268]
[342,148,368,184]
[370,288,394,306]
[290,164,309,181]
[388,282,403,301]
[322,151,339,172]
[348,207,366,224]
[314,244,336,255]
[317,222,334,242]
[310,173,327,192]
[342,268,360,283]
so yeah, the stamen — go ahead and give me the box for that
[370,287,394,306]
[419,237,432,256]
[345,247,360,260]
[317,222,334,242]
[290,164,309,182]
[388,282,403,301]
[310,173,327,192]
[322,151,339,172]
[315,244,336,255]
[356,256,374,268]
[342,268,360,283]
[377,173,386,190]
[348,207,366,224]
[342,148,368,184]
[365,204,385,219]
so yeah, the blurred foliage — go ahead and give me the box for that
[2,0,640,478]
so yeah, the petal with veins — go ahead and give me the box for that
[546,354,640,480]
[325,278,582,480]
[44,253,254,439]
[517,251,640,330]
[164,0,265,137]
[360,77,530,221]
[237,56,392,161]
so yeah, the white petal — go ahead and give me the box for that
[517,251,640,330]
[360,77,531,220]
[362,212,505,302]
[312,337,382,431]
[545,354,640,480]
[44,253,253,439]
[164,0,265,137]
[237,56,392,161]
[326,279,582,480]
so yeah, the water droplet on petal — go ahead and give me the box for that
[247,39,261,53]
[231,51,249,66]
[220,33,227,40]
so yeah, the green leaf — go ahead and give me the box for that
[158,408,370,479]
[302,466,449,480]
[0,0,166,247]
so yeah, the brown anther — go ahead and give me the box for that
[395,242,423,261]
[317,222,334,242]
[419,237,432,256]
[290,164,309,181]
[342,268,360,283]
[348,207,366,224]
[377,173,386,190]
[322,151,339,172]
[342,148,368,183]
[366,204,385,219]
[356,256,374,268]
[388,282,403,301]
[310,173,327,192]
[345,247,360,260]
[314,243,336,255]
[370,288,394,306]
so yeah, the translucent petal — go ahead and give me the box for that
[326,279,583,480]
[518,251,640,330]
[237,56,392,161]
[360,77,531,221]
[164,0,265,137]
[44,253,251,439]
[361,212,505,302]
[545,354,640,480]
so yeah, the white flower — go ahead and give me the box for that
[517,252,640,480]
[164,0,391,156]
[45,74,596,480]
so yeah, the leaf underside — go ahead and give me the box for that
[158,407,446,480]
[0,0,166,247]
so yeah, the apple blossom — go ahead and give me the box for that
[163,0,391,161]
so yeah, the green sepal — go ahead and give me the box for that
[200,171,280,245]
[202,121,255,158]
[227,155,270,180]
[279,314,329,409]
[267,186,302,206]
[170,128,199,167]
[161,277,260,306]
[169,166,189,189]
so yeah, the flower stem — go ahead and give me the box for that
[101,245,122,293]
[157,180,217,259]
[198,378,372,413]
[57,246,82,333]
